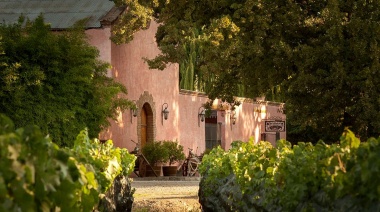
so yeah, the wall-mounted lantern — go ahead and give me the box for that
[162,103,169,125]
[230,110,236,125]
[255,106,261,113]
[130,100,138,123]
[198,106,206,127]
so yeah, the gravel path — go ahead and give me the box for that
[131,180,201,212]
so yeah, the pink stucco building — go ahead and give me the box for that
[87,20,286,154]
[0,0,286,157]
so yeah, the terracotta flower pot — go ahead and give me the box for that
[145,165,161,177]
[162,166,178,176]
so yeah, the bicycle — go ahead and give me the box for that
[182,148,202,176]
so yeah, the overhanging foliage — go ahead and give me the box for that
[111,0,380,142]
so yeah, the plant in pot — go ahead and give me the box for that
[161,140,185,176]
[141,141,169,177]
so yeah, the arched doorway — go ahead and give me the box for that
[140,103,154,148]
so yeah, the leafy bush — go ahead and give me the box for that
[199,129,380,211]
[72,129,135,193]
[0,16,133,147]
[141,141,168,166]
[162,140,185,165]
[0,114,136,211]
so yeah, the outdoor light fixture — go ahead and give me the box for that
[130,100,138,123]
[162,103,169,125]
[231,110,236,125]
[198,106,206,127]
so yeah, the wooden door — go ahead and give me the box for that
[141,106,147,148]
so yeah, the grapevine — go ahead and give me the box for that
[0,114,136,211]
[199,129,380,211]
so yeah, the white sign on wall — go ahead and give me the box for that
[265,121,285,132]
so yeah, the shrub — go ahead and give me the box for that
[199,129,380,211]
[162,140,185,165]
[0,16,132,147]
[0,114,136,211]
[141,141,169,166]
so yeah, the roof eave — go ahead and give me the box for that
[99,5,126,26]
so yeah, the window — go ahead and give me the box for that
[205,110,221,149]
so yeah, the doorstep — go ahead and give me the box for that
[130,176,201,181]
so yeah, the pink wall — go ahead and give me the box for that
[222,100,259,149]
[178,91,208,155]
[86,27,112,77]
[207,99,286,149]
[109,21,180,151]
[87,22,180,151]
[177,93,286,153]
[85,22,286,154]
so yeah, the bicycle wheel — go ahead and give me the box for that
[187,158,199,176]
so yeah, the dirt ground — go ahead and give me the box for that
[131,180,202,212]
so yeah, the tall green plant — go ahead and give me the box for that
[0,15,133,147]
[180,29,199,91]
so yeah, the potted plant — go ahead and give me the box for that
[161,140,185,176]
[141,141,168,176]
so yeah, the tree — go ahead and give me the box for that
[283,1,380,142]
[0,16,133,146]
[111,0,380,143]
